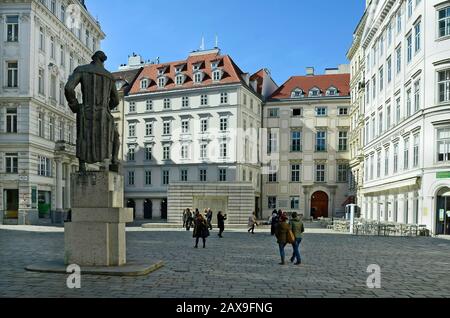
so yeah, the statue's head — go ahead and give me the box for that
[92,51,107,63]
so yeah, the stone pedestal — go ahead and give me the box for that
[64,171,133,266]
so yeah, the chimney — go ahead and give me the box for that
[306,67,314,76]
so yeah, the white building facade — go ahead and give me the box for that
[358,0,450,235]
[123,49,276,224]
[0,0,104,224]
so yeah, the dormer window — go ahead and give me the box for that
[309,87,321,97]
[211,61,220,69]
[140,78,149,89]
[194,72,204,84]
[326,86,338,96]
[193,63,202,72]
[175,64,186,74]
[291,88,304,98]
[157,66,168,76]
[158,77,166,88]
[176,74,185,86]
[213,70,222,82]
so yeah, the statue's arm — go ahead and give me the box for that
[65,70,82,113]
[109,81,120,111]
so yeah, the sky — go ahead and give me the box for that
[86,0,365,85]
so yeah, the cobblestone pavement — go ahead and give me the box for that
[0,226,450,298]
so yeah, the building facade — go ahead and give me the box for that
[0,0,104,224]
[263,67,352,220]
[356,0,450,235]
[123,48,277,224]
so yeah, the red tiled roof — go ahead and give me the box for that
[129,52,245,95]
[270,73,350,99]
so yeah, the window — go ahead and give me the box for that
[386,104,391,130]
[291,89,303,98]
[163,98,171,109]
[5,153,18,174]
[180,96,190,108]
[85,30,90,47]
[145,122,153,136]
[38,156,52,177]
[50,74,56,100]
[316,164,326,182]
[268,197,277,209]
[365,121,370,145]
[145,145,152,161]
[338,131,348,151]
[200,169,207,182]
[291,131,302,152]
[413,134,419,167]
[163,145,170,160]
[379,112,384,135]
[140,79,148,89]
[268,131,278,154]
[60,45,65,67]
[291,164,301,182]
[379,67,384,91]
[438,70,450,103]
[158,77,166,88]
[387,56,392,83]
[200,144,208,159]
[145,171,152,186]
[372,76,376,99]
[327,87,337,96]
[438,7,450,38]
[69,53,74,73]
[268,108,279,117]
[146,100,153,111]
[194,72,202,83]
[220,92,228,104]
[268,162,277,182]
[38,68,45,95]
[39,27,45,51]
[292,108,302,117]
[408,0,413,18]
[315,107,327,116]
[127,170,135,186]
[201,119,208,133]
[50,36,55,59]
[377,151,381,178]
[396,97,401,123]
[127,147,135,161]
[407,33,412,63]
[404,138,410,170]
[414,80,420,112]
[176,75,184,86]
[59,121,64,141]
[38,113,44,137]
[201,94,208,106]
[49,117,54,141]
[309,88,320,97]
[220,142,228,158]
[128,123,136,137]
[316,131,327,152]
[6,109,17,133]
[181,169,188,182]
[397,9,402,33]
[371,116,376,139]
[7,62,18,88]
[414,21,421,53]
[437,128,450,162]
[6,16,19,42]
[61,5,66,23]
[50,0,56,13]
[163,121,171,135]
[290,197,300,209]
[181,145,189,159]
[162,170,169,185]
[219,169,227,182]
[338,164,348,183]
[394,143,399,173]
[370,154,374,180]
[213,70,221,81]
[396,45,402,73]
[220,117,228,131]
[338,107,349,116]
[406,88,412,117]
[385,148,390,176]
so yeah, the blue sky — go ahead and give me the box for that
[86,0,365,85]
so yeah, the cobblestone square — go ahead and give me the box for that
[0,226,450,298]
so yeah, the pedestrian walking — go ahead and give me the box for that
[217,211,227,238]
[270,209,278,236]
[289,212,305,265]
[185,208,193,231]
[182,209,187,228]
[248,212,258,234]
[206,208,213,230]
[274,213,290,265]
[193,213,209,248]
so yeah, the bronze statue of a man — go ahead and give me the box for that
[65,51,120,172]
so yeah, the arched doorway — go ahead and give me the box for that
[161,198,167,220]
[144,199,153,220]
[127,199,136,219]
[311,191,329,219]
[436,187,450,235]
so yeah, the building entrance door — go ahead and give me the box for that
[436,188,450,235]
[311,191,329,219]
[144,199,152,219]
[4,189,19,219]
[161,198,167,220]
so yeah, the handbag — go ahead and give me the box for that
[287,229,295,244]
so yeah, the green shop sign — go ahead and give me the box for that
[437,172,450,179]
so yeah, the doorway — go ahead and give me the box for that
[144,199,153,219]
[311,191,329,219]
[127,199,136,219]
[4,189,19,219]
[436,188,450,235]
[161,198,167,220]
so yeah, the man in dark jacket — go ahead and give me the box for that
[217,211,227,238]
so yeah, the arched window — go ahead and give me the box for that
[291,88,304,98]
[309,87,321,97]
[326,86,338,96]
